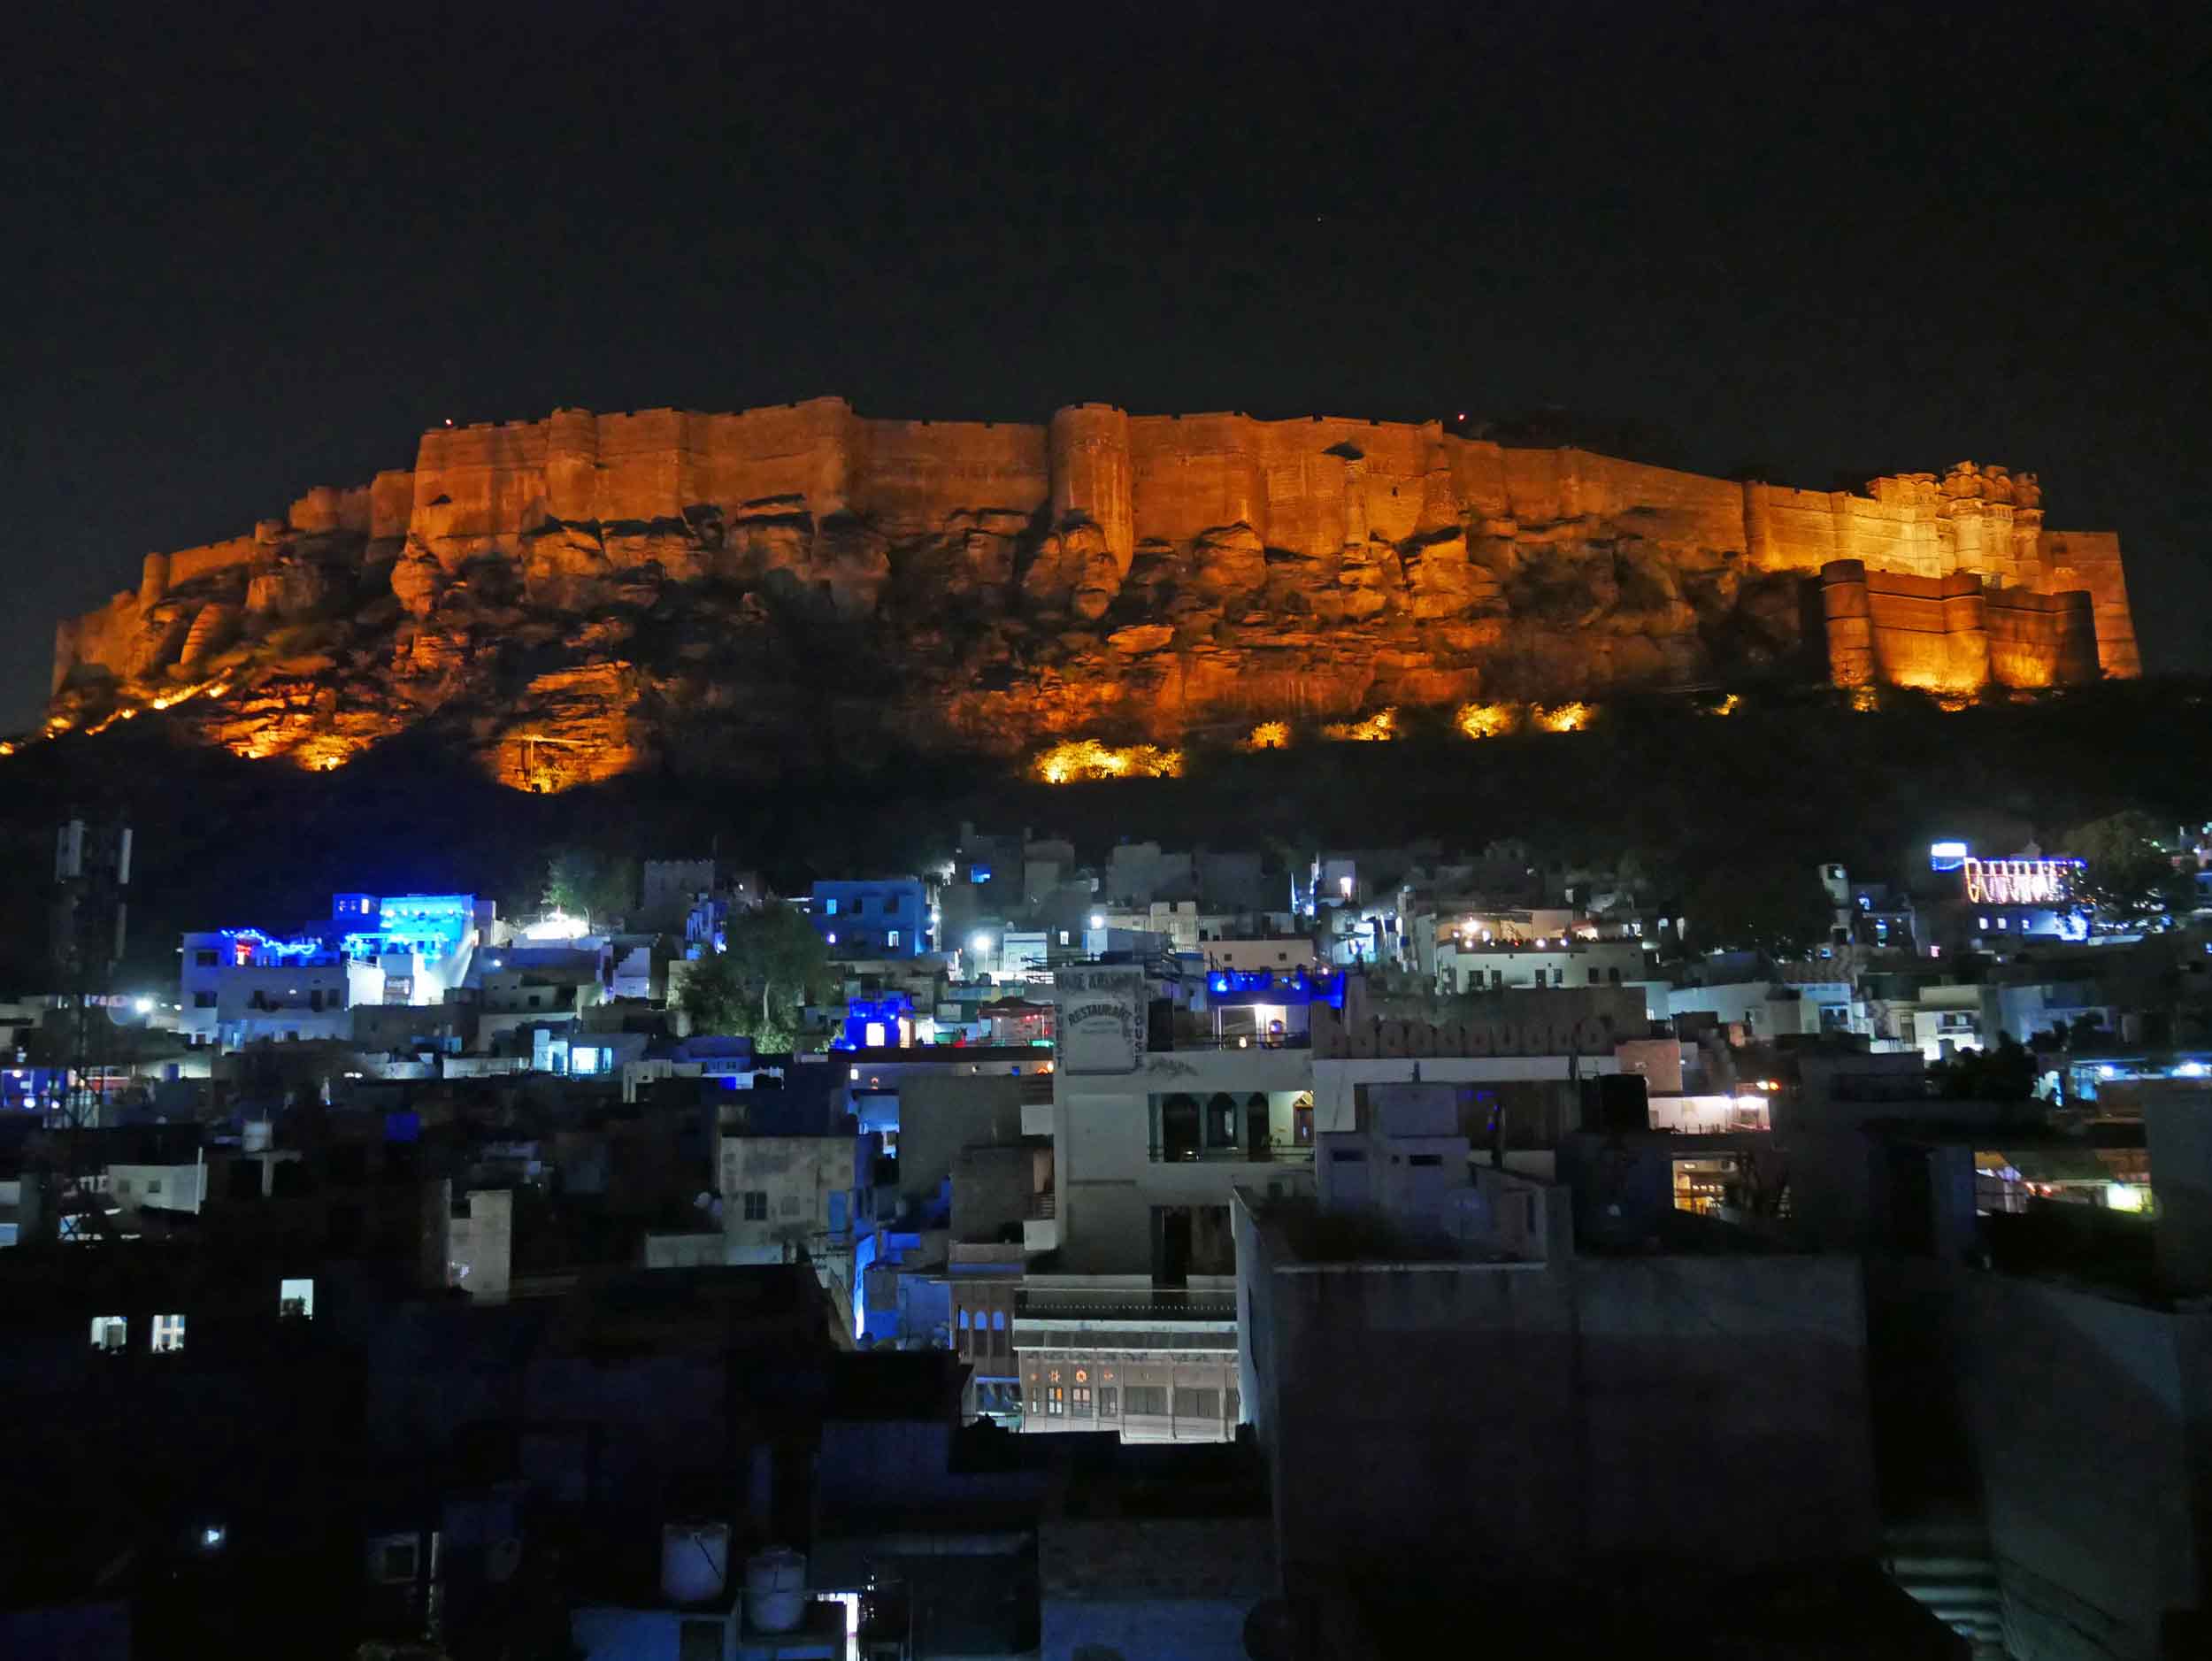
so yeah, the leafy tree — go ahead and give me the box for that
[1935,1032,2039,1102]
[1682,859,1835,957]
[2066,811,2193,927]
[679,905,830,1051]
[541,848,639,927]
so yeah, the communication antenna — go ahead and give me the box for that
[50,811,132,1241]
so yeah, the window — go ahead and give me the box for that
[1047,1387,1065,1416]
[887,929,900,949]
[1058,930,1070,945]
[151,1313,186,1353]
[375,1538,419,1583]
[824,897,838,915]
[1097,1385,1118,1417]
[1071,1386,1094,1416]
[89,1316,128,1351]
[1206,1093,1240,1150]
[1125,1385,1167,1415]
[742,1190,768,1221]
[1178,1387,1220,1420]
[194,990,217,1009]
[279,1277,316,1319]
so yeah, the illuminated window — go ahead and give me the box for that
[1047,1387,1065,1416]
[824,898,837,915]
[1071,1386,1093,1416]
[279,1277,315,1319]
[89,1316,128,1351]
[151,1313,186,1353]
[886,930,899,950]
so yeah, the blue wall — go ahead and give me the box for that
[810,880,927,958]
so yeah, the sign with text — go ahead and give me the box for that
[1963,857,2081,907]
[1054,965,1146,1074]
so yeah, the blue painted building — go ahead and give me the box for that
[810,880,928,958]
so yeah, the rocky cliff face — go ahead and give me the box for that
[47,401,2133,787]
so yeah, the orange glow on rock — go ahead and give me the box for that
[1532,702,1593,733]
[1244,721,1291,750]
[1321,709,1397,742]
[1455,702,1517,739]
[1034,739,1186,782]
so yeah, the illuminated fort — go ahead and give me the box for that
[48,400,2138,788]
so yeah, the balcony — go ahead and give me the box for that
[1150,1142,1315,1165]
[1022,1192,1058,1254]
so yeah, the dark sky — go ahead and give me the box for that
[11,1,2208,726]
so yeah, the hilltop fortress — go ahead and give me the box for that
[50,399,2139,787]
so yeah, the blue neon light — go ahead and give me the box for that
[833,993,917,1050]
[1205,966,1344,1009]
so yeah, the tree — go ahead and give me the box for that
[1682,859,1835,957]
[679,906,830,1051]
[541,847,639,927]
[2067,810,2193,927]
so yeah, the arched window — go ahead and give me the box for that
[1159,1094,1201,1161]
[1246,1092,1271,1160]
[1206,1092,1239,1150]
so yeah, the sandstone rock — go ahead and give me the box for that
[48,399,2133,784]
[1109,622,1175,656]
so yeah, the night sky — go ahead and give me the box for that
[10,2,2208,727]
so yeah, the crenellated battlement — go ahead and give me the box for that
[49,398,2141,749]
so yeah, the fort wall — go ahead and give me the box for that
[50,400,2139,708]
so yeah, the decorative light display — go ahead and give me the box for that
[1532,702,1592,733]
[1962,857,2083,907]
[1244,721,1291,750]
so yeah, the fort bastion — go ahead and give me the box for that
[48,398,2138,787]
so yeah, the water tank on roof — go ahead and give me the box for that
[660,1522,729,1606]
[744,1545,808,1633]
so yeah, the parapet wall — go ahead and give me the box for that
[52,399,2139,702]
[1821,560,2101,692]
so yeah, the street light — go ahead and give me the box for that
[1088,913,1104,930]
[970,932,993,954]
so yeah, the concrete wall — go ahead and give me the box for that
[1949,1272,2210,1659]
[895,1071,1025,1211]
[718,1135,852,1264]
[56,399,2139,697]
[1245,1234,1877,1596]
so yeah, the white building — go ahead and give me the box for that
[180,893,489,1051]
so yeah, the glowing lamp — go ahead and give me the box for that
[1089,912,1105,929]
[970,932,993,953]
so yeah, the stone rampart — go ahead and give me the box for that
[47,400,2140,763]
